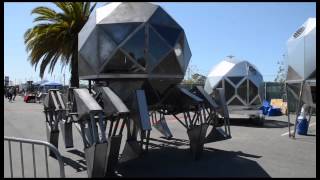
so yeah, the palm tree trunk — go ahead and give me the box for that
[70,42,79,88]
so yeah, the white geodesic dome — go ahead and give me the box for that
[204,56,264,106]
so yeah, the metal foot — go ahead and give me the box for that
[105,135,122,174]
[187,124,209,160]
[153,118,173,139]
[46,123,59,157]
[205,127,230,143]
[85,142,109,177]
[119,140,142,163]
[60,120,74,148]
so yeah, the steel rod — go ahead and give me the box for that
[89,113,99,143]
[98,113,107,142]
[109,118,114,137]
[8,140,13,178]
[113,117,121,136]
[172,114,188,129]
[183,112,189,128]
[119,117,126,135]
[307,107,313,124]
[145,130,151,152]
[20,142,24,178]
[44,146,49,178]
[286,83,291,137]
[187,111,194,127]
[86,120,94,145]
[292,82,304,138]
[32,144,36,177]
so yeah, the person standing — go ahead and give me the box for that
[8,87,13,102]
[13,87,17,101]
[5,87,9,99]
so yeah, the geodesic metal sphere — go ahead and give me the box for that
[78,2,191,82]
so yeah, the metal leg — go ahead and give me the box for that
[286,83,291,137]
[307,107,312,124]
[292,82,305,138]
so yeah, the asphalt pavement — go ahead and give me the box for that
[4,95,316,177]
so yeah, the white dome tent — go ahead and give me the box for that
[204,56,264,106]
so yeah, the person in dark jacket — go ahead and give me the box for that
[13,87,17,101]
[8,87,13,102]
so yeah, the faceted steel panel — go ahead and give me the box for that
[97,87,129,117]
[73,89,103,120]
[286,18,316,81]
[78,2,191,96]
[97,3,158,24]
[228,76,244,86]
[229,97,243,105]
[216,80,222,88]
[237,79,247,103]
[101,50,140,73]
[224,80,235,102]
[121,27,146,68]
[248,80,258,102]
[99,23,141,45]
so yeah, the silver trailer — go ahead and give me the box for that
[204,56,264,125]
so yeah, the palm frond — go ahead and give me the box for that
[25,2,97,86]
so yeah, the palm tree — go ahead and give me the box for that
[24,2,97,87]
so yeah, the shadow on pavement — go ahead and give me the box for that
[68,149,86,158]
[230,118,293,128]
[62,156,87,172]
[117,138,269,177]
[51,150,87,172]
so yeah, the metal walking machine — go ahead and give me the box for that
[42,2,231,177]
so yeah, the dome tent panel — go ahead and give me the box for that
[97,2,158,24]
[121,26,147,68]
[227,76,245,86]
[204,76,223,93]
[225,61,248,77]
[224,79,235,102]
[237,79,248,103]
[98,23,141,45]
[207,59,236,78]
[248,80,259,103]
[228,97,243,106]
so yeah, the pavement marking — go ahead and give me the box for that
[281,122,316,136]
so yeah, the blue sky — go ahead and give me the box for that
[4,2,316,84]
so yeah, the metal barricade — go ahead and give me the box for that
[4,136,65,178]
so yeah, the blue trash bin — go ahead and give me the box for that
[296,116,309,135]
[267,107,282,116]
